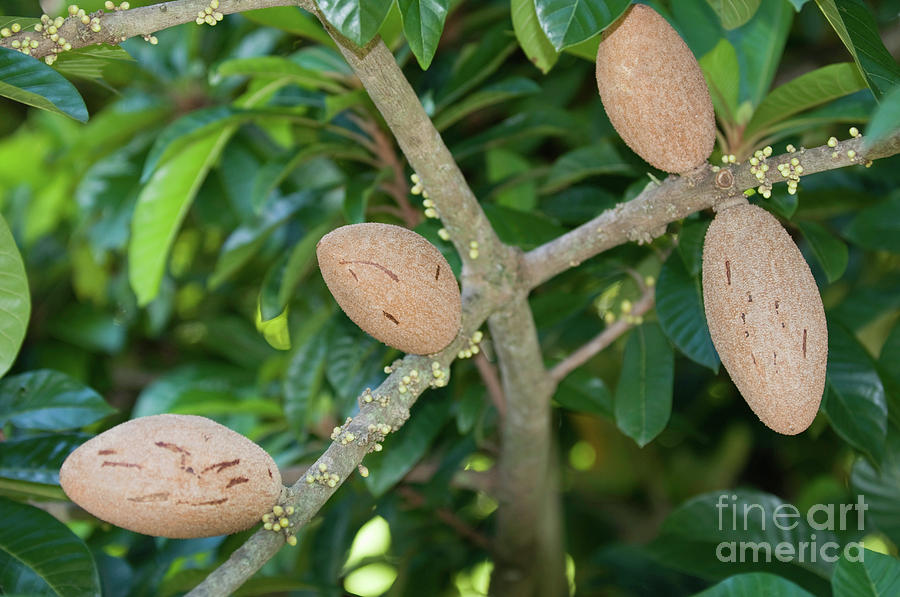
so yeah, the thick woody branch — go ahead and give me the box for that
[0,0,300,59]
[522,131,900,290]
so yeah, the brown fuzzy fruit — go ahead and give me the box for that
[60,414,282,538]
[702,203,827,435]
[595,4,716,173]
[317,223,461,355]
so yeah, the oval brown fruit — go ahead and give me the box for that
[60,414,282,538]
[596,4,716,173]
[702,203,827,435]
[317,223,461,355]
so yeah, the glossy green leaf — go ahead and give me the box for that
[534,0,630,50]
[0,433,88,485]
[279,221,335,309]
[0,214,29,378]
[700,39,740,123]
[255,304,290,351]
[129,131,232,305]
[363,396,452,497]
[398,0,449,69]
[797,221,849,283]
[614,323,674,447]
[483,203,567,250]
[0,46,87,122]
[0,370,113,431]
[864,84,900,148]
[706,0,762,30]
[730,1,793,107]
[832,548,900,597]
[512,0,559,73]
[316,0,394,46]
[284,311,332,439]
[132,363,254,418]
[555,369,613,417]
[694,573,815,596]
[880,320,900,429]
[52,45,134,82]
[434,77,540,131]
[657,254,719,372]
[844,195,900,254]
[817,0,900,100]
[487,148,537,211]
[453,107,578,158]
[851,432,900,547]
[822,321,887,463]
[242,6,334,45]
[542,141,634,193]
[325,319,386,406]
[650,490,837,591]
[0,496,100,596]
[744,63,866,139]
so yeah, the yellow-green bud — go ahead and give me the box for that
[827,136,838,148]
[11,23,21,33]
[286,535,298,546]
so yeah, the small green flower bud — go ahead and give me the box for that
[827,136,838,148]
[11,23,21,33]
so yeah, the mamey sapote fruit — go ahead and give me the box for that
[60,414,282,538]
[702,203,827,434]
[595,4,716,173]
[317,223,461,355]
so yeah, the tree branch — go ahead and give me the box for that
[522,131,900,290]
[487,295,567,597]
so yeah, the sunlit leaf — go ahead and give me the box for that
[534,0,630,50]
[0,46,87,121]
[614,323,674,447]
[0,214,29,378]
[0,370,114,431]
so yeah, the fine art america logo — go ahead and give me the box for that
[715,494,867,563]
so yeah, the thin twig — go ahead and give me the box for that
[396,486,491,550]
[474,352,505,419]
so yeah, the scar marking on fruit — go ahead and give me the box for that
[338,260,398,282]
[744,331,749,338]
[128,492,170,503]
[348,268,358,282]
[102,461,142,469]
[724,260,731,285]
[383,311,399,325]
[435,265,440,281]
[226,477,249,488]
[184,467,195,475]
[97,449,116,455]
[747,293,753,303]
[202,459,240,474]
[740,313,746,324]
[773,352,777,366]
[268,468,273,479]
[774,300,779,313]
[177,498,228,506]
[751,352,757,365]
[802,329,807,358]
[155,442,190,455]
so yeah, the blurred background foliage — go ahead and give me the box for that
[0,0,899,595]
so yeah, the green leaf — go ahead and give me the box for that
[0,496,100,596]
[434,77,541,131]
[700,39,741,123]
[279,221,335,309]
[797,221,849,283]
[864,84,900,148]
[0,433,88,485]
[453,107,578,158]
[822,321,887,463]
[657,254,720,372]
[542,141,634,193]
[533,0,631,51]
[677,219,710,277]
[555,369,613,417]
[316,0,394,46]
[216,56,345,93]
[614,323,674,447]
[52,44,134,82]
[650,490,837,591]
[832,548,900,597]
[483,203,567,250]
[0,46,87,122]
[511,0,559,73]
[129,131,232,305]
[486,148,537,211]
[398,0,449,69]
[851,432,900,547]
[242,6,335,45]
[844,195,900,253]
[363,396,452,497]
[880,321,900,429]
[744,63,866,139]
[132,363,254,418]
[706,0,762,30]
[816,0,900,100]
[284,311,332,439]
[729,1,793,107]
[0,370,114,431]
[0,214,29,378]
[694,573,815,596]
[255,304,290,351]
[435,26,517,109]
[325,319,385,406]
